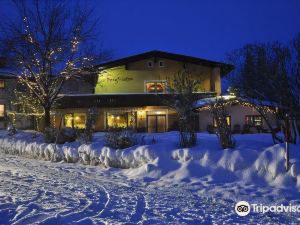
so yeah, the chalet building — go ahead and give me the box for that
[194,96,278,133]
[0,51,278,133]
[53,50,233,132]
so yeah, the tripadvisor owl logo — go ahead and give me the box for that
[235,201,251,216]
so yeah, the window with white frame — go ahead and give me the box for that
[147,61,154,68]
[159,60,165,67]
[245,115,263,127]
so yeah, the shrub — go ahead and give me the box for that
[207,124,215,134]
[44,127,57,143]
[44,127,77,144]
[105,128,137,149]
[7,122,17,136]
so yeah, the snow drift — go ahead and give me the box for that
[0,131,299,190]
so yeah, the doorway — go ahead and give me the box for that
[147,115,166,133]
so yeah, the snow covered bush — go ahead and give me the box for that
[105,128,138,149]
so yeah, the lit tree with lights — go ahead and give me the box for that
[0,0,102,130]
[209,97,235,149]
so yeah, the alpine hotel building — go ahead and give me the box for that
[53,51,233,133]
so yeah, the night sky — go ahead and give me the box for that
[1,0,300,63]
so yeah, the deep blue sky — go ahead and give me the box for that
[1,0,300,63]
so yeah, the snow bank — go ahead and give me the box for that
[0,131,299,190]
[0,131,157,169]
[78,144,157,168]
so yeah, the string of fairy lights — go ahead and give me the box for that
[196,97,277,114]
[7,15,96,130]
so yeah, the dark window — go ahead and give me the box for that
[245,115,263,127]
[147,61,153,68]
[159,61,165,67]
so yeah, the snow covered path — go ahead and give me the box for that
[0,153,298,225]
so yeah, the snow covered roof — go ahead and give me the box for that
[193,95,280,109]
[193,95,236,108]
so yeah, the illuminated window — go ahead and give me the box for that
[245,115,263,127]
[64,114,73,128]
[64,113,86,129]
[0,105,5,117]
[0,80,4,88]
[73,114,86,129]
[213,116,231,127]
[145,81,166,93]
[106,112,136,129]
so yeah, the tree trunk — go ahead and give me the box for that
[44,106,51,129]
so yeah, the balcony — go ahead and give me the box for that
[56,92,217,109]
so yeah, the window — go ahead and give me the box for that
[0,80,4,88]
[64,114,73,128]
[0,105,5,117]
[64,113,86,129]
[245,115,263,127]
[147,61,153,68]
[213,116,231,127]
[145,81,166,93]
[159,61,165,67]
[106,112,136,129]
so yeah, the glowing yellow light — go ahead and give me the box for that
[117,116,120,120]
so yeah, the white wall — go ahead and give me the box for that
[198,104,277,132]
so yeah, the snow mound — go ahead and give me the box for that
[0,131,299,191]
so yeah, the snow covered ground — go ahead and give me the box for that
[0,131,300,224]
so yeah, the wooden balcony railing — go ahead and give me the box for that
[55,92,217,109]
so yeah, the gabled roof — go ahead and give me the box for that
[97,50,234,76]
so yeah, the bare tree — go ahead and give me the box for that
[227,42,298,144]
[0,0,103,130]
[166,69,201,147]
[290,33,300,141]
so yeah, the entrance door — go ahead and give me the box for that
[147,115,166,133]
